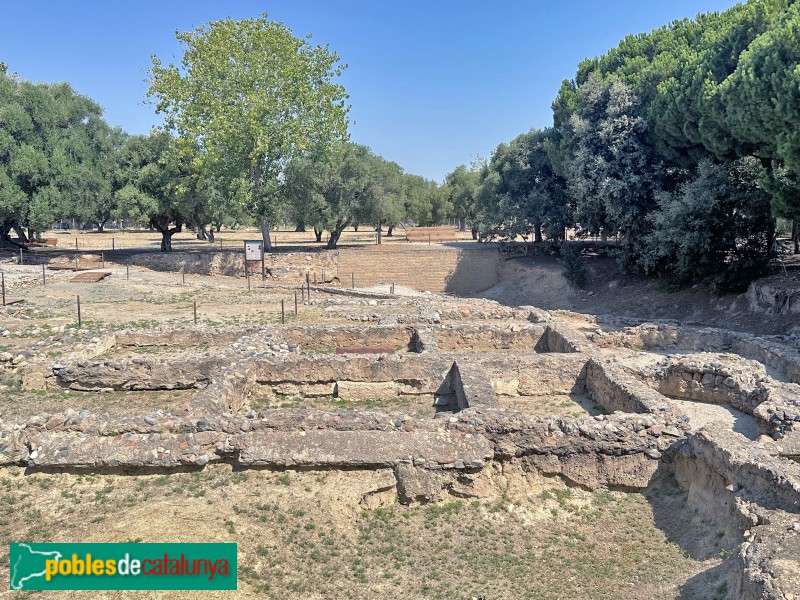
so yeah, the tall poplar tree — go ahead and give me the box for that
[148,14,350,250]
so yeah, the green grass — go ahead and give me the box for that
[249,393,430,415]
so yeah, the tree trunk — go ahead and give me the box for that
[259,215,273,252]
[534,223,543,244]
[215,222,222,233]
[458,217,466,232]
[97,221,105,233]
[314,228,323,243]
[353,224,359,232]
[327,219,350,249]
[12,225,28,244]
[793,220,799,254]
[387,225,394,237]
[376,223,382,245]
[0,223,11,246]
[197,228,207,241]
[471,225,479,240]
[160,230,174,252]
[207,227,215,243]
[295,222,306,233]
[152,219,181,252]
[600,230,608,242]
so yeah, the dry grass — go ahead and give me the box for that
[0,466,722,600]
[248,392,437,418]
[36,226,478,253]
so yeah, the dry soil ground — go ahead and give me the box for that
[0,464,731,600]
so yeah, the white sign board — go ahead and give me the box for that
[244,240,263,261]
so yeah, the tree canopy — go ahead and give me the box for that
[464,0,800,290]
[476,130,569,244]
[148,13,350,250]
[0,66,109,245]
[283,143,407,248]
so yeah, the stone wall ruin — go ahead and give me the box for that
[3,297,800,598]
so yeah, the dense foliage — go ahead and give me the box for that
[470,0,799,291]
[283,143,406,248]
[148,14,351,250]
[0,63,114,245]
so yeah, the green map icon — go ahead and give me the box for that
[10,543,63,590]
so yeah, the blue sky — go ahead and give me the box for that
[2,1,738,181]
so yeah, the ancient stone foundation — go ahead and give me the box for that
[3,298,800,598]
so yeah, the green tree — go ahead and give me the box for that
[545,0,796,284]
[282,143,402,248]
[762,165,800,253]
[402,174,451,227]
[369,155,405,238]
[74,125,128,232]
[562,74,659,264]
[644,158,774,292]
[114,132,200,252]
[283,147,334,243]
[720,3,800,248]
[0,67,108,245]
[476,129,570,244]
[445,164,480,232]
[148,14,350,251]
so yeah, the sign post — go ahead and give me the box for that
[244,240,265,283]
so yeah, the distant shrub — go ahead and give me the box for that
[561,243,587,287]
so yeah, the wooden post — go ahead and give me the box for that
[313,272,316,284]
[352,273,355,289]
[428,233,431,245]
[42,264,46,286]
[193,300,197,325]
[391,282,395,295]
[242,240,248,287]
[294,290,298,316]
[76,295,81,328]
[281,299,285,324]
[75,237,78,250]
[322,269,326,283]
[182,267,185,287]
[301,286,305,303]
[261,248,266,280]
[307,280,310,301]
[19,248,23,265]
[1,272,5,306]
[126,264,130,280]
[112,238,115,251]
[101,251,105,269]
[75,257,79,271]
